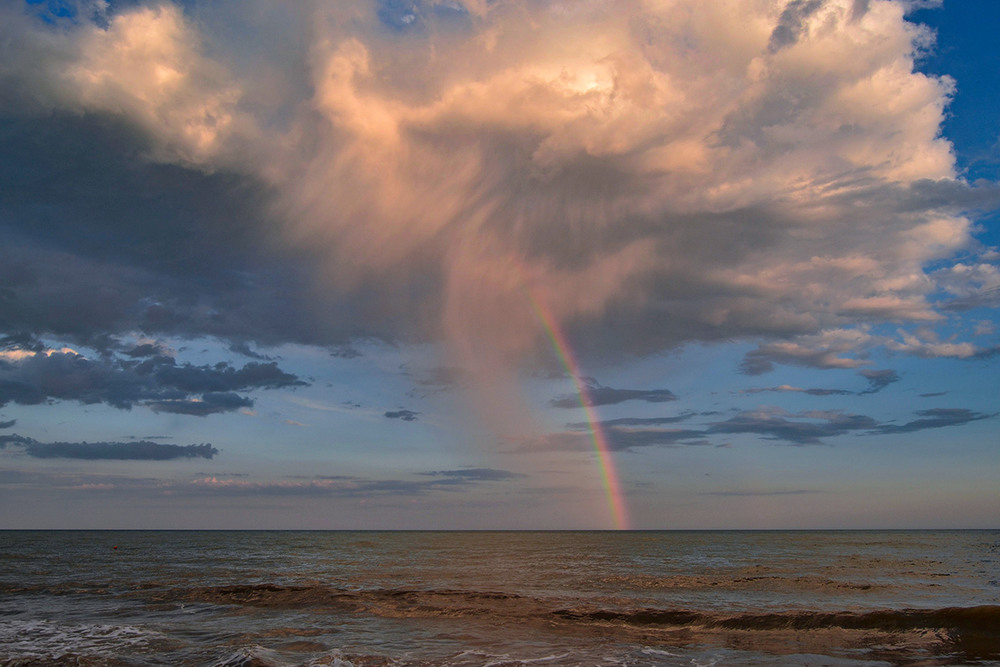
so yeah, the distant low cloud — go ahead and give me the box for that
[421,468,523,482]
[186,467,523,497]
[551,379,676,409]
[0,434,217,460]
[874,408,996,435]
[385,409,420,421]
[534,404,996,449]
[707,410,880,446]
[0,419,15,429]
[700,489,824,497]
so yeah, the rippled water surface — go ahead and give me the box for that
[1,530,998,665]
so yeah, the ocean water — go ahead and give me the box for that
[0,530,998,666]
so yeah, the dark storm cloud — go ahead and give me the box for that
[0,109,366,351]
[0,434,217,460]
[550,379,676,409]
[0,349,304,413]
[873,408,996,434]
[385,409,420,421]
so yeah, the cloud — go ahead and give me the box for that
[420,468,523,482]
[536,403,994,449]
[385,409,420,421]
[706,409,881,445]
[0,434,217,460]
[746,368,900,396]
[565,415,697,430]
[186,467,523,497]
[0,346,304,414]
[0,0,997,402]
[0,419,14,429]
[146,392,255,417]
[858,369,901,394]
[701,489,824,497]
[741,330,875,375]
[874,407,996,434]
[551,379,676,408]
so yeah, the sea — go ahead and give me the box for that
[0,530,998,666]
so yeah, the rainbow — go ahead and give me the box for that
[517,271,630,530]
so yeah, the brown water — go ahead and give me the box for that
[1,530,998,665]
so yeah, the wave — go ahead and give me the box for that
[156,583,1000,640]
[553,604,1000,636]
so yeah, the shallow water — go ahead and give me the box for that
[1,530,998,665]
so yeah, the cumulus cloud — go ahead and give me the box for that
[1,0,998,401]
[0,434,217,460]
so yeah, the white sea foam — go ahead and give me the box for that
[0,618,161,661]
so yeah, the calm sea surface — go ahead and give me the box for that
[1,530,998,666]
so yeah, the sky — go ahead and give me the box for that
[1,0,998,530]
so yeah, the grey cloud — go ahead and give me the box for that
[525,426,707,452]
[0,349,304,413]
[420,468,523,482]
[228,342,273,361]
[768,0,826,53]
[536,403,992,449]
[858,369,900,394]
[551,379,676,409]
[701,489,824,497]
[0,434,217,460]
[744,386,853,396]
[385,409,420,421]
[746,369,900,397]
[706,410,879,445]
[146,392,254,417]
[873,408,996,435]
[0,419,14,429]
[186,468,524,497]
[603,428,710,451]
[741,344,866,376]
[566,415,696,430]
